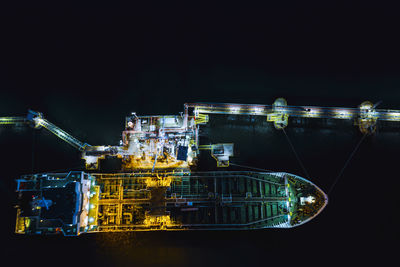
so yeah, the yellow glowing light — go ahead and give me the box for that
[143,215,174,228]
[35,118,44,126]
[333,109,352,119]
[360,102,373,110]
[387,112,400,116]
[123,155,190,170]
[386,112,400,120]
[145,176,172,187]
[15,211,31,233]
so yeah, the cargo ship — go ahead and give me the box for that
[10,99,383,235]
[15,171,327,235]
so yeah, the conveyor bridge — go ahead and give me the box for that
[0,110,90,151]
[186,100,400,133]
[2,99,400,159]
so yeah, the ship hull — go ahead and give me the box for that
[15,171,328,235]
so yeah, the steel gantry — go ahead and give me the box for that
[186,99,400,134]
[3,99,400,172]
[0,110,90,151]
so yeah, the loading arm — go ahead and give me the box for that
[0,110,90,151]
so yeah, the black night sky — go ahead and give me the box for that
[1,2,400,266]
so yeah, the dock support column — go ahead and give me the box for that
[355,101,377,134]
[267,98,289,129]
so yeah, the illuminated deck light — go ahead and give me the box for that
[385,112,400,121]
[34,118,44,126]
[253,107,264,114]
[333,109,352,119]
[360,102,372,110]
[229,106,241,114]
[305,108,321,118]
[274,105,287,113]
[369,111,378,118]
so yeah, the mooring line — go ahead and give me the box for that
[328,133,367,195]
[229,162,274,172]
[282,128,311,180]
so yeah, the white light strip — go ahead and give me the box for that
[333,109,353,119]
[229,106,241,114]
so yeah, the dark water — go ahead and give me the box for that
[2,2,400,266]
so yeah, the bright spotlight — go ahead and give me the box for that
[229,106,240,114]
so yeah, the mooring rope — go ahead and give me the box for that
[229,162,274,172]
[282,128,311,180]
[328,133,367,195]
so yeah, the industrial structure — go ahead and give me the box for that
[3,98,396,235]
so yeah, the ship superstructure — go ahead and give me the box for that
[5,98,392,235]
[83,112,198,171]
